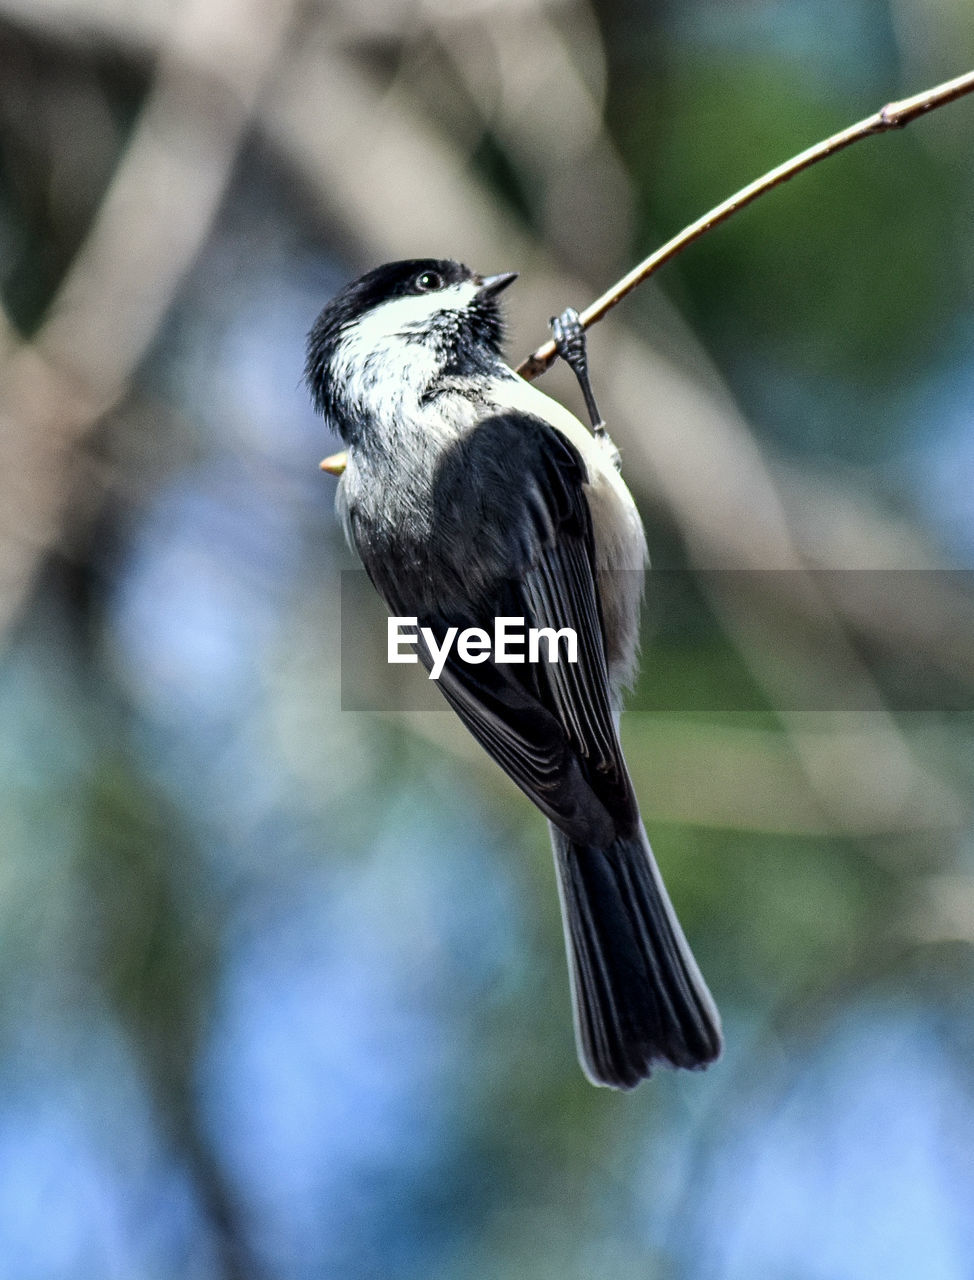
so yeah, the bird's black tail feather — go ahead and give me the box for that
[550,821,722,1089]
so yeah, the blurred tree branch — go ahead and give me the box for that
[0,0,296,637]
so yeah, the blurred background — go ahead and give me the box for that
[2,1,974,1276]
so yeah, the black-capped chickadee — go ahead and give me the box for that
[306,259,721,1088]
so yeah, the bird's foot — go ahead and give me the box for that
[550,307,606,438]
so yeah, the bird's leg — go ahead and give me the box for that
[550,307,607,439]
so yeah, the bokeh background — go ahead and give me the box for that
[2,1,974,1277]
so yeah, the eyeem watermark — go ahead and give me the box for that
[389,616,578,680]
[341,570,974,711]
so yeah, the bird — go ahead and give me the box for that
[305,257,722,1088]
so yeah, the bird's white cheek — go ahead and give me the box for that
[333,327,437,423]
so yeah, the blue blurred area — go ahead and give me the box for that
[686,1004,974,1279]
[905,339,974,559]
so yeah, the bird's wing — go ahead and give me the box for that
[356,411,639,845]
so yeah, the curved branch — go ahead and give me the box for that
[517,68,974,377]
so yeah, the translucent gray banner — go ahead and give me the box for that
[339,569,974,712]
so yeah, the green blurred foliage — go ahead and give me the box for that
[617,54,969,455]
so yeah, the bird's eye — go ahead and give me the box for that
[415,270,443,292]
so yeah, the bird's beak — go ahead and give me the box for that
[475,271,518,300]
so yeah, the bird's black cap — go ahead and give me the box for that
[306,258,517,420]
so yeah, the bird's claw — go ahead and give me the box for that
[551,307,588,373]
[549,306,606,437]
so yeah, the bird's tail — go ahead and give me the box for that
[550,821,722,1089]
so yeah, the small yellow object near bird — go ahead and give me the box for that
[319,451,348,475]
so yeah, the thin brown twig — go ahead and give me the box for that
[516,67,974,378]
[319,68,974,476]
